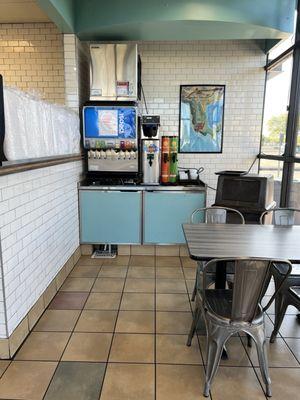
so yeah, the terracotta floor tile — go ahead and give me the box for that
[156,311,193,334]
[264,315,278,338]
[34,310,80,332]
[76,256,103,266]
[44,361,106,400]
[103,256,130,266]
[156,279,187,294]
[199,336,251,367]
[156,256,182,267]
[92,278,125,292]
[115,311,154,333]
[15,332,71,361]
[156,293,190,312]
[69,264,101,278]
[127,266,155,278]
[156,364,204,400]
[100,363,154,400]
[124,278,155,293]
[210,366,265,399]
[62,332,112,362]
[48,292,89,310]
[243,337,299,367]
[0,361,10,378]
[0,361,57,400]
[75,310,117,332]
[109,333,154,362]
[129,256,155,267]
[98,265,128,278]
[186,279,196,295]
[269,314,300,338]
[156,334,202,364]
[60,277,95,292]
[156,267,184,279]
[85,292,121,310]
[255,367,300,400]
[120,293,154,310]
[181,257,198,268]
[183,268,197,280]
[284,338,300,362]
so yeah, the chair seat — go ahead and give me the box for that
[205,289,233,318]
[205,289,263,320]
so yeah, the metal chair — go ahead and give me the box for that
[186,257,292,398]
[260,208,300,342]
[190,206,245,302]
[271,285,300,335]
[260,207,300,225]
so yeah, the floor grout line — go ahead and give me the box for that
[2,256,300,400]
[41,260,103,400]
[96,257,131,400]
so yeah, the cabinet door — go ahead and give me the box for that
[80,190,142,244]
[144,191,205,244]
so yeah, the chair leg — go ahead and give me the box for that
[191,278,197,301]
[270,300,288,343]
[247,334,252,348]
[248,325,272,397]
[204,320,230,397]
[187,303,201,346]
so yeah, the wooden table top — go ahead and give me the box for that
[183,223,300,263]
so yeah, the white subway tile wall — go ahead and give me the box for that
[0,161,83,337]
[139,40,266,203]
[0,23,65,104]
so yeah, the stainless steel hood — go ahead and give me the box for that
[90,43,139,101]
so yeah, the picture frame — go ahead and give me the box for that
[179,84,225,154]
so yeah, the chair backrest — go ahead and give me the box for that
[260,208,300,226]
[202,257,292,323]
[190,206,245,224]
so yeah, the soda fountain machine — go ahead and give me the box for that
[141,115,160,184]
[83,103,140,183]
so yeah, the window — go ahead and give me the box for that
[259,2,300,207]
[261,56,293,156]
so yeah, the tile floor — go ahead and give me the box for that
[0,255,299,400]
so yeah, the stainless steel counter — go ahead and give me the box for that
[79,183,206,192]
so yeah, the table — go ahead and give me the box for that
[183,223,300,357]
[183,223,300,263]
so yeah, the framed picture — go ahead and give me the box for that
[179,84,225,153]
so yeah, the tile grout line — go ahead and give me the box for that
[238,334,269,399]
[154,254,157,400]
[96,256,131,400]
[41,258,104,400]
[180,258,211,399]
[277,334,300,366]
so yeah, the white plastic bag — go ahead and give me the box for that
[3,87,80,161]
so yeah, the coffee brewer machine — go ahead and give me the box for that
[141,115,160,184]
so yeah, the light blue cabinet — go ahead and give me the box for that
[80,190,142,244]
[143,191,205,244]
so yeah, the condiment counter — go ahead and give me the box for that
[78,183,206,245]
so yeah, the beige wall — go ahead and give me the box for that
[0,22,65,104]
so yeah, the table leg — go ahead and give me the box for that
[215,261,227,289]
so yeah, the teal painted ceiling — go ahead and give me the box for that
[37,0,296,46]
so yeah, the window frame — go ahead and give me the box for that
[259,1,300,206]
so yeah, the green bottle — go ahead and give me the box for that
[169,136,178,184]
